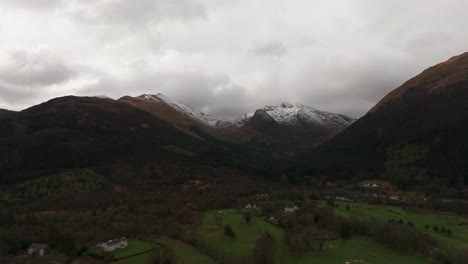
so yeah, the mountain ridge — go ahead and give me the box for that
[295,51,468,187]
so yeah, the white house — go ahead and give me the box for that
[97,237,128,252]
[284,204,299,213]
[28,244,51,256]
[245,203,258,209]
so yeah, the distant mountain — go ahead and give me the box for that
[0,96,214,183]
[296,52,468,186]
[0,91,355,183]
[127,94,243,128]
[242,103,355,128]
[120,93,354,149]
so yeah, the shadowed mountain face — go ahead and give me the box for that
[0,96,213,183]
[0,109,15,117]
[0,93,354,183]
[297,52,468,183]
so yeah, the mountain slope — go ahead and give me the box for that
[297,52,468,185]
[0,109,16,117]
[0,96,213,183]
[242,103,355,128]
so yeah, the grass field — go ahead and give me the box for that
[157,237,218,264]
[114,251,153,264]
[191,210,430,264]
[113,239,158,260]
[114,237,216,264]
[331,202,468,250]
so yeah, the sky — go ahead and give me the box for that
[0,0,467,118]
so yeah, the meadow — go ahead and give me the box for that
[332,202,468,250]
[113,239,158,260]
[187,210,430,264]
[157,237,218,264]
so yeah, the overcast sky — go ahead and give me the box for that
[0,0,467,117]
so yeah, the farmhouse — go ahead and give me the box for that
[97,237,128,252]
[28,244,51,256]
[284,204,299,212]
[245,203,258,209]
[267,216,278,224]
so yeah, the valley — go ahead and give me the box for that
[0,52,468,264]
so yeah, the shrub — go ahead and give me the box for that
[252,233,275,264]
[339,223,351,239]
[374,224,435,254]
[224,225,236,239]
[152,247,176,264]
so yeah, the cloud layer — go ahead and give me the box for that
[1,0,468,117]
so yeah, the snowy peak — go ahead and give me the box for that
[137,93,201,121]
[253,103,355,128]
[136,94,354,129]
[280,102,294,108]
[137,93,236,127]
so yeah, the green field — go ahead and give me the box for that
[113,239,158,260]
[114,237,216,264]
[157,237,218,264]
[190,210,430,264]
[331,202,468,250]
[114,251,153,264]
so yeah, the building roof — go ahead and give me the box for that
[29,243,49,250]
[104,237,127,246]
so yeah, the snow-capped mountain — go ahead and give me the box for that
[136,93,355,129]
[137,94,240,127]
[243,103,355,128]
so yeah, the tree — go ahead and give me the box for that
[47,225,61,246]
[252,233,275,264]
[314,214,320,224]
[224,225,236,239]
[284,230,309,255]
[58,233,76,258]
[243,211,252,225]
[385,144,429,189]
[261,202,276,217]
[339,223,351,239]
[319,238,326,251]
[280,174,289,185]
[152,247,176,264]
[104,252,113,264]
[214,214,223,227]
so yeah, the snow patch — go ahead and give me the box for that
[137,94,355,128]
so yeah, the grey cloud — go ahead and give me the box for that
[0,83,34,103]
[1,0,64,9]
[281,53,419,118]
[251,41,288,58]
[67,0,206,26]
[1,1,468,118]
[0,47,77,87]
[0,47,80,110]
[79,63,249,116]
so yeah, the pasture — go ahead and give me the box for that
[332,202,468,250]
[113,239,158,260]
[190,210,430,264]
